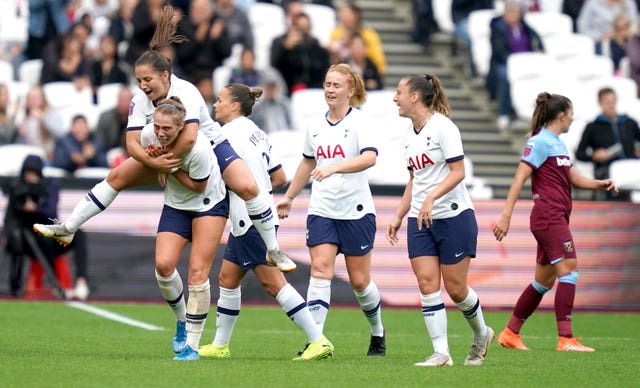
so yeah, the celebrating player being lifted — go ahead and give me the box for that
[34,5,295,272]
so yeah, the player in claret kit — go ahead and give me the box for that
[386,73,493,367]
[493,92,617,352]
[198,83,333,361]
[277,64,386,357]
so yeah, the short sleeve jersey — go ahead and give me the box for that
[403,112,473,219]
[521,128,573,230]
[128,75,226,147]
[140,124,226,212]
[223,116,282,237]
[302,107,378,219]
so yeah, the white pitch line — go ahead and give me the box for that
[66,301,165,331]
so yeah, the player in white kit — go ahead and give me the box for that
[198,83,334,361]
[277,64,386,356]
[33,5,294,272]
[386,74,493,367]
[139,97,227,361]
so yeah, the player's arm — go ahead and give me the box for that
[494,161,532,241]
[569,166,618,192]
[169,122,198,157]
[172,169,208,194]
[270,166,287,189]
[126,129,182,172]
[386,170,413,246]
[276,157,315,219]
[310,149,377,182]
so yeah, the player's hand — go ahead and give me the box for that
[311,165,336,182]
[145,144,168,158]
[276,197,293,219]
[157,173,167,188]
[146,153,182,173]
[386,216,402,245]
[493,214,511,241]
[601,179,618,193]
[417,196,434,230]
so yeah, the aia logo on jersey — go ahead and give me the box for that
[563,241,574,253]
[408,153,435,170]
[316,144,345,159]
[523,145,533,157]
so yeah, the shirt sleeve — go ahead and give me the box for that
[302,125,315,158]
[440,119,464,162]
[521,136,547,169]
[127,91,148,130]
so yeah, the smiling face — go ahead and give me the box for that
[153,111,182,146]
[559,105,574,134]
[213,87,237,124]
[134,64,170,103]
[323,70,353,110]
[393,79,414,118]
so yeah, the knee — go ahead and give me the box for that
[349,274,370,292]
[310,263,333,280]
[155,262,175,278]
[188,268,208,285]
[444,283,467,303]
[218,271,238,289]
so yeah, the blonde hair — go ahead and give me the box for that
[155,96,187,125]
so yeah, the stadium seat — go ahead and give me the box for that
[303,3,336,47]
[0,59,14,83]
[74,167,111,179]
[18,59,43,87]
[584,76,638,114]
[507,52,559,119]
[268,129,306,180]
[96,83,124,114]
[432,0,455,34]
[523,11,573,38]
[42,82,93,110]
[0,2,28,45]
[543,33,595,61]
[557,55,614,83]
[212,65,232,99]
[539,0,564,13]
[559,119,587,160]
[468,9,499,77]
[0,144,47,177]
[289,88,326,131]
[609,159,640,190]
[248,3,286,69]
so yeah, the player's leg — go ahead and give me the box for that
[341,215,385,356]
[307,243,338,333]
[154,228,189,354]
[412,255,453,367]
[214,142,294,271]
[174,213,226,361]
[33,158,157,245]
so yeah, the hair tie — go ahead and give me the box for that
[157,103,181,112]
[425,74,432,81]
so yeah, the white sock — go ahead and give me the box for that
[276,283,322,342]
[185,280,210,351]
[155,270,186,322]
[354,281,384,337]
[455,287,488,341]
[213,286,241,346]
[245,193,279,251]
[421,291,449,356]
[307,276,331,333]
[66,180,118,232]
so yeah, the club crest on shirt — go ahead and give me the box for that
[129,101,135,117]
[523,144,533,157]
[426,136,431,146]
[563,241,574,253]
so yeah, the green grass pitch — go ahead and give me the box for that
[1,300,638,387]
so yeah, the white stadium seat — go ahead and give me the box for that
[524,11,573,38]
[303,3,336,47]
[543,33,595,61]
[42,82,93,110]
[432,0,454,34]
[0,144,47,177]
[289,88,326,131]
[468,9,499,77]
[0,59,14,83]
[18,59,43,87]
[248,3,286,69]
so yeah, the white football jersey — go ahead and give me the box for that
[403,112,473,219]
[128,74,226,146]
[140,124,226,212]
[302,107,377,219]
[223,116,281,237]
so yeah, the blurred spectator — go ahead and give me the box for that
[486,1,543,130]
[108,0,136,45]
[229,48,262,86]
[451,0,493,79]
[24,0,72,60]
[249,74,291,133]
[284,0,305,27]
[40,28,91,90]
[517,0,542,11]
[575,87,640,200]
[214,0,254,49]
[124,0,165,66]
[329,2,386,75]
[625,22,640,94]
[177,0,232,89]
[16,86,65,160]
[89,35,129,96]
[347,33,383,91]
[411,0,437,51]
[95,86,132,154]
[596,15,632,73]
[2,154,90,298]
[577,0,637,41]
[563,0,586,31]
[271,12,330,95]
[75,0,113,20]
[52,114,108,173]
[0,84,18,145]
